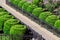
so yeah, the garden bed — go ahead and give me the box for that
[6,0,60,37]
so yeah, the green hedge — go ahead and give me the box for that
[18,0,26,8]
[54,20,60,30]
[10,24,26,35]
[10,25,26,40]
[0,12,9,16]
[45,15,59,26]
[32,0,43,5]
[32,7,43,17]
[22,2,31,11]
[26,4,38,13]
[39,12,52,21]
[0,14,14,31]
[3,19,19,34]
[45,3,55,12]
[32,0,39,5]
[0,8,5,12]
[9,0,15,4]
[0,35,12,40]
[12,0,21,5]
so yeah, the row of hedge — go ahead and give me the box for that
[0,8,27,40]
[9,0,60,31]
[32,0,60,12]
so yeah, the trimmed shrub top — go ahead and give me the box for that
[57,9,60,15]
[45,3,55,12]
[0,14,14,30]
[53,2,59,7]
[9,0,15,4]
[10,24,27,40]
[32,7,43,17]
[32,0,43,5]
[26,4,38,13]
[0,35,12,40]
[10,24,26,35]
[54,20,60,30]
[0,14,14,21]
[22,2,31,11]
[1,35,12,40]
[3,19,19,34]
[45,15,59,26]
[0,8,5,12]
[39,12,52,21]
[12,0,21,5]
[18,0,26,8]
[0,12,9,16]
[32,0,39,5]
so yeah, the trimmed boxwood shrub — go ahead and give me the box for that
[3,19,19,34]
[32,0,39,5]
[54,20,60,30]
[22,2,31,11]
[32,0,43,5]
[12,0,21,5]
[0,12,9,16]
[0,8,5,12]
[32,7,43,17]
[1,35,12,40]
[26,4,38,13]
[10,24,26,35]
[10,25,27,40]
[45,15,59,26]
[45,3,55,12]
[9,0,15,4]
[0,14,14,31]
[57,9,60,15]
[53,2,59,8]
[39,12,52,21]
[18,0,26,8]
